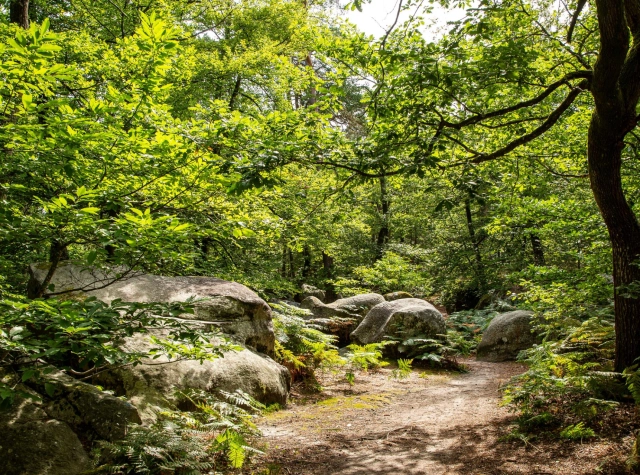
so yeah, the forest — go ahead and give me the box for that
[1,0,640,473]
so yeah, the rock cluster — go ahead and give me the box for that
[4,262,293,474]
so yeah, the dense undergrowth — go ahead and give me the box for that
[2,0,640,473]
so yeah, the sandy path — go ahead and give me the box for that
[250,359,630,474]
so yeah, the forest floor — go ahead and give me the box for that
[245,359,636,475]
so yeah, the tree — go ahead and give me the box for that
[325,0,640,371]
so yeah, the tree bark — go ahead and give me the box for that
[288,248,295,278]
[302,245,311,278]
[530,233,545,266]
[49,239,69,263]
[229,75,242,110]
[10,0,29,29]
[281,243,287,277]
[588,112,640,372]
[322,251,339,302]
[375,175,390,260]
[588,0,640,371]
[465,197,486,291]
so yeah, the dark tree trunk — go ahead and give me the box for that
[288,248,295,278]
[10,0,29,29]
[322,251,339,302]
[465,197,486,291]
[588,112,640,372]
[49,240,69,263]
[322,251,334,276]
[302,245,311,278]
[281,244,287,277]
[581,0,640,370]
[229,75,242,110]
[31,239,66,298]
[530,233,545,266]
[375,176,390,260]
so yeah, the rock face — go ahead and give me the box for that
[301,293,385,322]
[0,399,92,475]
[35,371,141,441]
[29,262,275,354]
[300,284,326,303]
[99,334,291,423]
[476,310,535,362]
[384,291,414,301]
[350,298,446,345]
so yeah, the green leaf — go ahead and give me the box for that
[44,383,56,398]
[80,207,100,215]
[86,250,98,265]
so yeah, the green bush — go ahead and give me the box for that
[0,295,233,408]
[333,252,430,297]
[270,302,343,385]
[93,389,264,473]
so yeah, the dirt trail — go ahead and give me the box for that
[250,359,630,474]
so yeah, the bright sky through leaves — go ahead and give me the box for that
[341,0,466,40]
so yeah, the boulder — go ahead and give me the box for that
[384,291,414,301]
[350,298,446,345]
[0,399,92,475]
[33,371,141,441]
[98,333,291,423]
[301,293,385,322]
[29,262,275,354]
[476,310,535,362]
[300,284,326,303]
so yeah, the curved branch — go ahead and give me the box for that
[449,79,588,166]
[567,0,588,43]
[441,71,592,130]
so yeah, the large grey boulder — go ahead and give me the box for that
[98,333,291,423]
[33,371,141,441]
[29,262,275,354]
[476,310,535,362]
[0,399,92,475]
[300,284,326,302]
[301,293,385,322]
[350,298,446,345]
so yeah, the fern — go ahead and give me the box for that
[392,359,413,380]
[93,389,264,474]
[344,342,390,371]
[559,422,596,440]
[270,302,343,384]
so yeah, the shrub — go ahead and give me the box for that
[270,302,343,384]
[333,252,430,297]
[93,389,264,473]
[0,294,232,408]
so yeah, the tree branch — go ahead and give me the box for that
[567,0,588,43]
[440,71,592,130]
[449,80,588,166]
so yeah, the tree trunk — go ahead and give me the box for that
[465,197,486,291]
[49,240,69,263]
[302,245,311,278]
[10,0,29,29]
[588,111,640,372]
[322,251,339,302]
[281,244,287,277]
[229,75,242,110]
[375,175,390,260]
[288,248,295,278]
[530,233,545,266]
